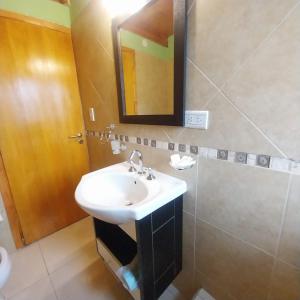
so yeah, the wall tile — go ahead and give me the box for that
[87,137,122,171]
[195,220,274,300]
[197,158,289,254]
[173,212,196,297]
[268,260,300,300]
[185,60,218,110]
[278,175,300,268]
[224,5,300,159]
[175,93,282,156]
[188,0,299,87]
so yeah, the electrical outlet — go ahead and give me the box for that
[185,111,209,129]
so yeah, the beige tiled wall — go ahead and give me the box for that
[71,0,300,299]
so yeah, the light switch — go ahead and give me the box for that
[89,107,96,122]
[185,111,209,129]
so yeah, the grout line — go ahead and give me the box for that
[161,129,173,143]
[223,0,300,90]
[275,257,300,272]
[96,39,114,62]
[187,0,196,15]
[37,242,50,276]
[37,241,62,299]
[88,79,106,104]
[183,210,194,218]
[266,173,293,300]
[5,276,55,300]
[48,275,60,300]
[197,217,276,258]
[187,58,288,158]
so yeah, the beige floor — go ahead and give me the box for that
[2,217,181,300]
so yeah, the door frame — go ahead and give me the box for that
[0,11,71,248]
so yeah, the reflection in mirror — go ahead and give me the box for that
[119,0,174,116]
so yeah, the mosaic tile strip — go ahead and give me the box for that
[85,130,298,174]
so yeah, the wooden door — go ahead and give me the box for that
[0,17,89,244]
[121,47,137,115]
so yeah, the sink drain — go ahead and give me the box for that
[125,201,133,206]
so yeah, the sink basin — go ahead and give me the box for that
[75,162,187,224]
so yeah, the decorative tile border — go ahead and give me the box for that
[85,130,300,175]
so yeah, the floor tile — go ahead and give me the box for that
[8,277,57,300]
[50,240,99,284]
[2,243,48,298]
[39,217,94,273]
[51,258,131,300]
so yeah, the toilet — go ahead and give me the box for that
[0,247,11,289]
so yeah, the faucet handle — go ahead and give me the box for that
[127,161,136,172]
[128,166,136,172]
[146,168,156,180]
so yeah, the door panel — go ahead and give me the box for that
[0,17,89,244]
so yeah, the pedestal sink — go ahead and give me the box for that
[75,162,187,224]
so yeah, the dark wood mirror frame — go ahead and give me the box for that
[112,0,187,126]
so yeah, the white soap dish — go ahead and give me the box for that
[169,161,196,170]
[169,154,196,170]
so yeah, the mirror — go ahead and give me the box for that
[113,0,187,126]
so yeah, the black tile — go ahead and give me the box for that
[137,137,141,144]
[143,138,148,146]
[178,144,186,152]
[151,140,156,147]
[120,135,123,141]
[168,143,175,151]
[235,152,247,164]
[153,219,175,280]
[136,215,155,299]
[256,155,270,168]
[174,197,183,274]
[217,149,228,160]
[125,136,129,142]
[190,145,198,155]
[152,201,174,231]
[155,264,176,299]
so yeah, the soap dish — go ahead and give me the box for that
[169,160,196,170]
[169,154,196,170]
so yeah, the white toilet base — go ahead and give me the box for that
[0,247,11,290]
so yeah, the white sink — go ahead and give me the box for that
[75,162,187,224]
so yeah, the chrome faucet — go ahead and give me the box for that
[128,150,144,175]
